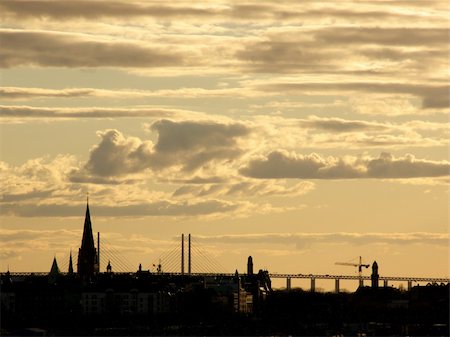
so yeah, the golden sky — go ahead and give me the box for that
[0,0,448,289]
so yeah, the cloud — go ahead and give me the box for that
[0,86,258,100]
[236,26,448,77]
[0,189,56,202]
[0,105,200,121]
[0,228,79,244]
[0,29,192,68]
[0,228,81,262]
[149,119,251,171]
[294,117,446,148]
[0,1,223,20]
[1,153,277,219]
[0,1,441,25]
[80,120,251,177]
[257,82,449,110]
[83,129,154,177]
[0,87,99,99]
[0,155,78,199]
[314,27,448,46]
[196,232,450,248]
[366,153,450,179]
[240,151,450,179]
[1,199,241,217]
[236,39,329,74]
[299,116,391,132]
[172,181,315,198]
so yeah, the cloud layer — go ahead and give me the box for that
[0,29,191,68]
[197,232,450,248]
[1,0,448,278]
[241,152,450,179]
[1,200,240,217]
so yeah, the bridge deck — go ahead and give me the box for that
[3,272,449,283]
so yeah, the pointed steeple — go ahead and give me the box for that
[49,257,60,284]
[81,197,95,251]
[77,197,98,278]
[50,257,60,275]
[68,250,74,275]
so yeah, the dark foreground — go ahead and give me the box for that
[2,281,448,336]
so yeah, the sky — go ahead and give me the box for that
[0,0,449,291]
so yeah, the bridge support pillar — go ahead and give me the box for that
[310,278,315,292]
[407,280,412,291]
[335,279,340,293]
[286,277,291,291]
[383,279,388,287]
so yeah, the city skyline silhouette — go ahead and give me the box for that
[1,201,448,336]
[5,200,448,294]
[0,0,449,335]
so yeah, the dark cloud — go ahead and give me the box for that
[80,120,251,178]
[0,30,189,68]
[236,27,448,74]
[240,151,450,179]
[314,27,448,46]
[150,119,250,171]
[1,200,240,217]
[0,1,222,19]
[0,1,432,23]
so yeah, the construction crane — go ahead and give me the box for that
[335,256,370,287]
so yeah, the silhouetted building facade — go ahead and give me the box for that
[77,201,99,279]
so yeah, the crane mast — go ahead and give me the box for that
[335,256,370,287]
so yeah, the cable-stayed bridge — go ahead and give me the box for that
[6,233,449,293]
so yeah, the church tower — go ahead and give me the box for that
[247,256,253,276]
[371,261,379,289]
[77,199,98,278]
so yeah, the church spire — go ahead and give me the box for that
[81,196,95,251]
[77,197,97,278]
[49,256,60,284]
[50,256,60,275]
[68,250,74,275]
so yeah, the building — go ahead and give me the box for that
[77,199,99,279]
